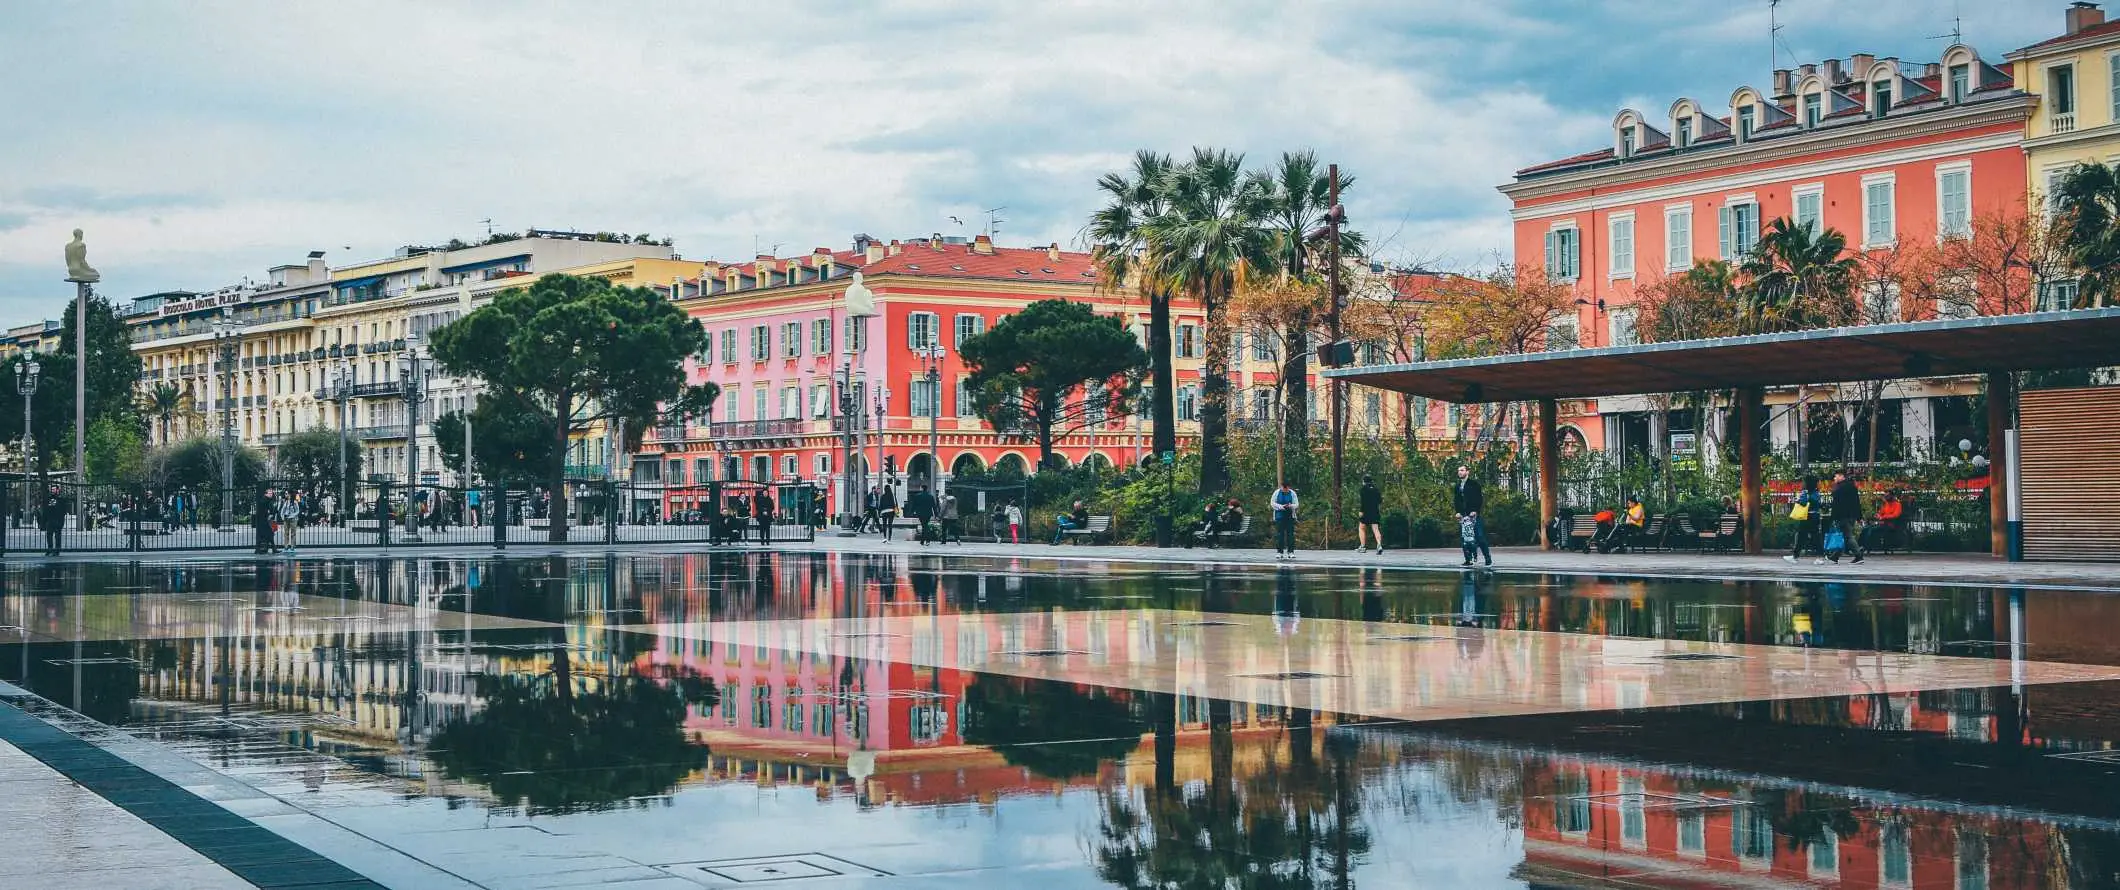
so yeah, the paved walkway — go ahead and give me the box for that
[7,530,2117,591]
[0,737,252,889]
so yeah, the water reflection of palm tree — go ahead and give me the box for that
[1092,702,1371,889]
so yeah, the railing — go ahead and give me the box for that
[350,425,405,440]
[2052,112,2077,134]
[563,463,610,480]
[349,381,403,398]
[710,419,805,439]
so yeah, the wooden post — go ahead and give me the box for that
[1986,371,2013,558]
[1537,398,1558,548]
[1738,386,1764,555]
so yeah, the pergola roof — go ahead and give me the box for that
[1325,307,2120,403]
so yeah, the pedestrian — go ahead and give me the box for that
[1188,500,1219,548]
[1269,481,1299,560]
[879,483,899,540]
[1784,475,1823,563]
[1051,500,1089,545]
[279,491,301,553]
[252,488,277,554]
[1452,465,1492,567]
[1828,470,1866,565]
[37,487,65,556]
[1004,500,1023,544]
[752,487,776,545]
[905,485,936,544]
[939,492,959,544]
[1357,476,1384,554]
[466,487,482,527]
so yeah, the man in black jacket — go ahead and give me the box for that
[252,488,276,554]
[1828,470,1866,564]
[1452,465,1492,567]
[1357,476,1384,554]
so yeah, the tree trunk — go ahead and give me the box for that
[1400,393,1415,446]
[1149,290,1176,459]
[1200,281,1232,495]
[548,392,571,542]
[1284,316,1310,446]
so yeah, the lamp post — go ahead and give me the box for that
[16,359,40,482]
[836,273,878,532]
[397,335,426,540]
[211,317,243,530]
[917,344,944,507]
[327,360,354,521]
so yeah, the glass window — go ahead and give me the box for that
[1176,324,1199,358]
[1949,63,1971,102]
[1609,216,1634,278]
[1872,80,1893,117]
[1803,92,1822,126]
[1665,207,1692,271]
[911,377,938,417]
[812,384,830,418]
[954,313,984,348]
[752,454,771,481]
[783,322,802,357]
[1736,105,1755,139]
[753,387,769,421]
[812,318,831,355]
[845,316,868,353]
[2051,64,2077,115]
[1881,823,1911,886]
[956,377,977,417]
[751,686,771,728]
[1675,117,1692,148]
[750,325,770,360]
[1543,226,1580,281]
[1865,178,1897,246]
[781,386,799,419]
[1809,832,1839,877]
[1677,812,1705,854]
[1363,391,1381,429]
[1939,167,1972,238]
[1609,307,1639,346]
[1178,385,1199,421]
[719,329,737,363]
[908,312,939,351]
[1795,188,1824,234]
[1620,127,1635,157]
[2111,54,2120,123]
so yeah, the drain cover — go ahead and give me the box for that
[1236,671,1343,681]
[1653,653,1744,662]
[660,853,891,883]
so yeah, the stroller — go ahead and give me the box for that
[1588,509,1624,554]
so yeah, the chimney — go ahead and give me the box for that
[1047,242,1061,262]
[2069,2,2106,35]
[851,233,875,254]
[306,250,327,281]
[1772,68,1792,96]
[929,232,943,249]
[865,242,885,263]
[887,239,902,257]
[971,234,996,256]
[1799,63,1817,79]
[1822,58,1843,84]
[1924,62,1941,78]
[1849,53,1875,78]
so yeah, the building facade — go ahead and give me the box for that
[1502,42,2033,463]
[2013,2,2120,297]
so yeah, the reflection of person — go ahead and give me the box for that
[1452,465,1491,567]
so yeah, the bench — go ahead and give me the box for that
[1206,515,1256,547]
[1633,514,1668,552]
[1564,515,1599,551]
[1702,514,1741,552]
[1060,515,1114,544]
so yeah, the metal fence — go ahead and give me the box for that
[0,474,817,555]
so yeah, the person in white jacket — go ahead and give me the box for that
[1004,502,1023,544]
[1269,483,1299,560]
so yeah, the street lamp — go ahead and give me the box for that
[322,360,354,521]
[916,344,945,509]
[16,358,40,478]
[210,317,244,530]
[836,272,877,533]
[872,383,891,508]
[398,335,427,540]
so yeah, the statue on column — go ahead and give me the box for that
[64,229,100,283]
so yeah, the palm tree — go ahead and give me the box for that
[138,382,188,445]
[1257,152,1365,446]
[1145,148,1275,494]
[1738,217,1858,333]
[2055,161,2120,308]
[1088,151,1179,541]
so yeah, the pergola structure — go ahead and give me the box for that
[1324,307,2120,558]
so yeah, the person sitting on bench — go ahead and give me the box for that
[1052,501,1090,544]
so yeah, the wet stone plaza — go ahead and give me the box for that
[7,551,2120,888]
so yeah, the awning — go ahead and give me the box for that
[439,253,530,275]
[1325,307,2120,403]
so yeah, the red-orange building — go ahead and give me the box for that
[1501,43,2033,461]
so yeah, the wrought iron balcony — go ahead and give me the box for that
[349,381,403,398]
[351,425,405,440]
[710,419,805,440]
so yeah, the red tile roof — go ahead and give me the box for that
[2016,17,2120,52]
[1515,148,1617,176]
[858,241,1098,284]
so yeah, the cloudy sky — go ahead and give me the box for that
[0,1,2063,320]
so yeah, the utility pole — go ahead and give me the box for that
[1324,164,1347,543]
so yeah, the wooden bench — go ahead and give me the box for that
[1060,515,1114,544]
[1703,514,1741,552]
[1564,514,1599,551]
[1632,514,1668,552]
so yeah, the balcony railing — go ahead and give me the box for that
[2052,112,2077,134]
[710,419,805,439]
[350,381,403,398]
[350,425,405,440]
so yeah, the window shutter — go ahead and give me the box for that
[1543,231,1558,277]
[1718,205,1733,260]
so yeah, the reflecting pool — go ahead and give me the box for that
[3,552,2119,888]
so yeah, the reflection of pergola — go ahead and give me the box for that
[1325,308,2120,557]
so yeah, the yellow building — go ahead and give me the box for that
[2012,4,2120,202]
[125,233,699,488]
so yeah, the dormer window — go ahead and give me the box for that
[1872,80,1893,117]
[1737,106,1755,139]
[1619,127,1636,157]
[1676,118,1693,148]
[1948,64,1970,102]
[1803,93,1823,126]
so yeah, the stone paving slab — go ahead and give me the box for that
[0,736,253,888]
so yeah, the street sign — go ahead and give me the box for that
[1160,451,1176,465]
